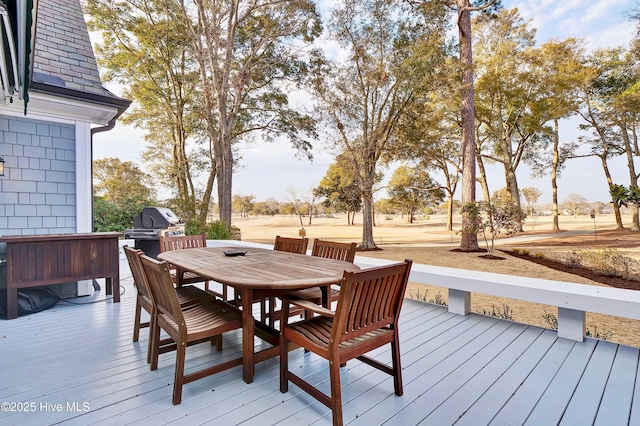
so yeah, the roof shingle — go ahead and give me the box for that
[33,0,113,97]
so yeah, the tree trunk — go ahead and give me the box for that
[551,119,560,231]
[372,203,376,227]
[216,140,233,230]
[599,154,624,229]
[360,195,377,249]
[446,195,454,231]
[620,125,640,231]
[477,152,491,202]
[458,0,479,251]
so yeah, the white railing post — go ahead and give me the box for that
[557,307,586,342]
[448,289,470,315]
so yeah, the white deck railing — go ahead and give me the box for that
[123,239,640,342]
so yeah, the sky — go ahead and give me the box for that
[91,0,638,206]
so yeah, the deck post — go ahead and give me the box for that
[448,289,470,315]
[557,307,585,342]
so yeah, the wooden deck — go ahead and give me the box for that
[2,254,640,425]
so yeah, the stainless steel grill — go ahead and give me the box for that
[124,207,185,258]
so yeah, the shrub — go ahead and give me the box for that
[580,249,640,280]
[520,249,530,256]
[461,201,526,256]
[185,220,240,240]
[586,327,613,341]
[533,252,545,258]
[431,292,447,306]
[542,312,558,330]
[478,304,513,320]
[408,289,447,306]
[563,250,583,269]
[512,248,522,255]
[542,313,612,341]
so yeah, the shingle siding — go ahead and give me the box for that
[0,115,77,236]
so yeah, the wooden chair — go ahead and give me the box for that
[273,235,309,254]
[287,239,357,318]
[124,246,217,363]
[256,235,309,326]
[159,234,228,299]
[279,259,413,426]
[140,254,243,405]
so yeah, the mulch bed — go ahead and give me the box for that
[502,249,640,291]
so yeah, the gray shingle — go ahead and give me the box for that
[33,0,113,97]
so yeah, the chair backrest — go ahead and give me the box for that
[311,239,357,263]
[332,259,412,344]
[159,234,207,253]
[274,235,308,254]
[140,254,185,327]
[123,245,153,300]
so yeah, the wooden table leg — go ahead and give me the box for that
[240,288,255,383]
[321,285,329,308]
[107,276,120,303]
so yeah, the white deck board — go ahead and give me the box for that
[486,337,576,425]
[433,328,559,426]
[594,344,639,425]
[524,338,598,425]
[1,256,640,425]
[560,340,618,425]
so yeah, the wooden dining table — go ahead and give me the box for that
[157,246,360,383]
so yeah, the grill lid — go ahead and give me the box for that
[133,207,180,229]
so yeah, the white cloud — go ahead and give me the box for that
[586,21,635,49]
[507,0,635,49]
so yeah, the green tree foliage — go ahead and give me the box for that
[87,0,321,232]
[591,48,640,230]
[314,154,362,225]
[387,165,444,223]
[528,38,589,231]
[521,187,542,216]
[395,54,463,231]
[232,194,255,218]
[92,158,157,232]
[309,0,449,249]
[86,0,207,225]
[93,158,156,203]
[93,196,150,232]
[577,46,640,230]
[175,0,321,231]
[374,198,397,216]
[412,0,500,251]
[611,184,640,209]
[473,8,550,219]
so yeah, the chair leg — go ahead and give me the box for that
[210,334,223,351]
[391,336,403,396]
[329,357,343,426]
[150,320,161,371]
[147,313,156,364]
[173,342,187,405]
[133,299,142,342]
[279,333,289,393]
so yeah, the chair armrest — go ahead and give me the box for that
[281,293,335,318]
